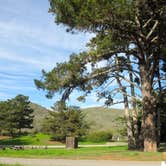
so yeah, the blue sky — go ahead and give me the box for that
[0,0,124,109]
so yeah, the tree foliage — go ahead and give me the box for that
[42,103,89,142]
[0,95,34,136]
[35,0,166,152]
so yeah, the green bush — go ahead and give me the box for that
[86,131,113,142]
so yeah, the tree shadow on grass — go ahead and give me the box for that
[0,137,30,145]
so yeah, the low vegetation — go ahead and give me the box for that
[0,146,164,161]
[84,131,113,143]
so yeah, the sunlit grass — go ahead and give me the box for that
[0,146,164,161]
[0,133,62,145]
[0,164,21,166]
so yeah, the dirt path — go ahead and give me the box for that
[2,142,128,149]
[0,157,162,166]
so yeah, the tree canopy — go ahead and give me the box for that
[0,95,34,136]
[35,0,166,152]
[42,104,89,142]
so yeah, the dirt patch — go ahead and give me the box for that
[47,140,63,145]
[0,136,11,140]
[163,152,166,161]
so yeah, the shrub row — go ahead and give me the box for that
[83,131,113,142]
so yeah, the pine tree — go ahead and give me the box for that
[35,0,166,152]
[42,103,89,142]
[0,95,34,136]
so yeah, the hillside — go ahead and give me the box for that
[82,107,124,134]
[29,103,50,132]
[29,103,124,134]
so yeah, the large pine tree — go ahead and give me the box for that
[35,0,166,152]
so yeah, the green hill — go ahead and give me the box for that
[82,107,124,134]
[29,103,49,132]
[29,103,124,134]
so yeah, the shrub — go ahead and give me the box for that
[86,131,113,142]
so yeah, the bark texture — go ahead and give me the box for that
[142,81,157,152]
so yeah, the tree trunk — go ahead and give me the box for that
[138,55,158,152]
[156,67,162,147]
[116,77,136,149]
[157,107,160,147]
[142,81,157,152]
[124,108,136,149]
[127,55,141,149]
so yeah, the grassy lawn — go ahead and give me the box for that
[0,134,165,161]
[0,133,62,145]
[0,164,21,166]
[0,146,164,161]
[0,134,108,146]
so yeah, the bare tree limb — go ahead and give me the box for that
[146,20,159,40]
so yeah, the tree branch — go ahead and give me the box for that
[115,73,141,90]
[146,20,159,40]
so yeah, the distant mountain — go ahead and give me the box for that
[29,103,124,134]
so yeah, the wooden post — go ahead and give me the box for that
[66,137,78,149]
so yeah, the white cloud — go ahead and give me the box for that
[0,72,38,80]
[0,91,15,100]
[0,48,41,65]
[0,84,35,91]
[0,48,68,71]
[0,19,91,53]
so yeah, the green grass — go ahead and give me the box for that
[0,133,62,145]
[1,146,125,159]
[0,133,108,146]
[0,164,21,166]
[0,133,165,161]
[0,146,126,158]
[0,146,164,161]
